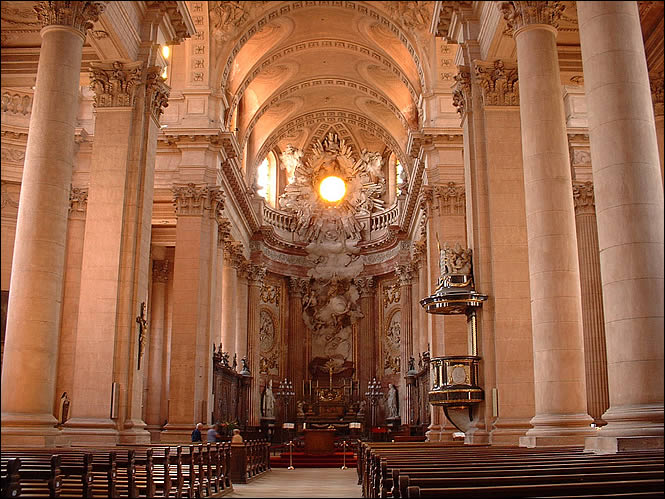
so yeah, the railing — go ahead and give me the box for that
[262,201,399,241]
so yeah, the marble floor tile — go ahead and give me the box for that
[227,468,362,498]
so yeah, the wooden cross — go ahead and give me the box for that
[136,301,148,370]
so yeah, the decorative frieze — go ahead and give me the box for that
[152,260,170,283]
[650,71,664,117]
[89,61,143,108]
[1,90,32,116]
[499,1,565,33]
[384,282,401,308]
[452,67,471,118]
[0,147,25,163]
[33,1,107,35]
[172,183,224,218]
[260,283,280,305]
[68,186,88,218]
[1,180,19,210]
[572,181,595,215]
[434,182,465,215]
[475,60,519,106]
[145,66,171,122]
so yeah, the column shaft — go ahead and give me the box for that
[246,266,266,426]
[510,13,593,445]
[146,260,168,435]
[235,270,249,360]
[55,191,88,423]
[221,250,237,358]
[577,1,664,449]
[287,278,307,400]
[573,183,609,426]
[1,23,87,445]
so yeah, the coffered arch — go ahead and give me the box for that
[213,1,430,97]
[225,37,420,132]
[240,76,412,153]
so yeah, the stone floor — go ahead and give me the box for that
[226,468,363,498]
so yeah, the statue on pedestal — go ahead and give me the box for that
[386,383,399,420]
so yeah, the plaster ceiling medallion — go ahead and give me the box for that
[278,132,386,244]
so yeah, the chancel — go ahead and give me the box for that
[0,1,663,497]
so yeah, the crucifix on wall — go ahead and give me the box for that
[136,301,148,370]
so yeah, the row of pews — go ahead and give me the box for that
[357,441,665,498]
[0,439,271,498]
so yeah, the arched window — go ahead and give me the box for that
[256,152,277,207]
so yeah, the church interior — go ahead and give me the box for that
[1,1,664,494]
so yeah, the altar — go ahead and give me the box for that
[304,428,336,454]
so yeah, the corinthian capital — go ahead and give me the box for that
[395,264,415,286]
[452,67,471,118]
[68,186,88,218]
[145,66,170,123]
[353,277,376,297]
[34,1,107,35]
[172,183,225,217]
[650,71,664,117]
[474,60,519,106]
[499,1,565,33]
[288,276,309,297]
[152,260,170,283]
[89,61,143,108]
[572,181,595,215]
[247,264,267,286]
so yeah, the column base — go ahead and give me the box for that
[146,424,164,443]
[1,412,60,447]
[161,423,196,444]
[519,412,595,447]
[584,435,664,454]
[60,417,118,446]
[597,403,664,437]
[118,419,151,445]
[490,417,533,446]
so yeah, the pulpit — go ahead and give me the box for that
[304,428,336,454]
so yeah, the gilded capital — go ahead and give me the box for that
[572,181,595,215]
[452,67,471,118]
[172,183,225,217]
[68,186,88,218]
[34,1,107,35]
[474,60,519,106]
[89,61,143,108]
[499,1,565,33]
[145,66,170,123]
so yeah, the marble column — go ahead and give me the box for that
[246,265,266,426]
[221,242,237,360]
[54,188,88,423]
[163,184,224,442]
[1,1,106,446]
[63,61,169,445]
[500,1,594,446]
[288,277,308,400]
[572,182,609,427]
[577,1,664,452]
[395,263,414,424]
[473,59,535,445]
[215,220,231,352]
[146,258,169,439]
[354,277,376,406]
[650,72,664,184]
[234,261,249,361]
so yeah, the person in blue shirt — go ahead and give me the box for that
[191,422,203,442]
